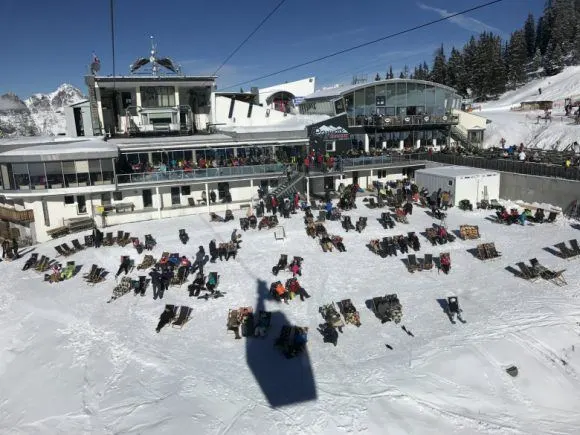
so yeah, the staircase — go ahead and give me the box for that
[85,76,103,136]
[450,125,479,152]
[270,171,305,201]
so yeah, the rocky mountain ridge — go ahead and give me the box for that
[0,84,85,137]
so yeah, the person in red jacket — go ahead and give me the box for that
[440,254,451,274]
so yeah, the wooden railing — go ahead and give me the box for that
[0,206,35,223]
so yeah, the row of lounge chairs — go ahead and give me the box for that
[368,233,421,257]
[553,239,580,259]
[515,259,567,286]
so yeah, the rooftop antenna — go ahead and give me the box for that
[150,35,158,76]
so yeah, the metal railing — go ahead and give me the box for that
[309,153,428,173]
[116,163,292,185]
[349,114,459,128]
[428,153,580,181]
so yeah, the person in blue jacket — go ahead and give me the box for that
[325,200,333,219]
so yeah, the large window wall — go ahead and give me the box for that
[2,158,115,191]
[341,81,461,119]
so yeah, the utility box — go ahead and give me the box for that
[414,166,500,207]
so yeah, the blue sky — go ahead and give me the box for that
[0,0,544,97]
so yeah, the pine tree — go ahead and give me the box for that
[430,44,447,84]
[524,14,536,59]
[536,2,554,55]
[506,30,528,86]
[446,47,464,92]
[386,65,394,79]
[543,41,565,74]
[531,48,543,72]
[375,73,381,81]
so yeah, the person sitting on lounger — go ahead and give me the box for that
[156,306,174,333]
[440,254,451,274]
[438,226,448,240]
[273,282,289,303]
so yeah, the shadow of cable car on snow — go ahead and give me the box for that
[244,279,317,407]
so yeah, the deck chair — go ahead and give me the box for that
[546,211,557,223]
[83,264,98,281]
[407,254,420,273]
[55,245,67,257]
[84,235,94,247]
[118,232,131,247]
[103,232,114,246]
[34,255,48,272]
[476,244,488,260]
[172,306,193,329]
[88,267,105,285]
[422,253,433,270]
[227,309,242,339]
[61,243,75,255]
[484,243,501,259]
[530,258,567,286]
[317,210,326,222]
[554,242,577,259]
[368,198,376,208]
[71,239,84,251]
[115,230,124,244]
[61,261,76,280]
[570,239,580,256]
[188,197,195,207]
[515,262,540,281]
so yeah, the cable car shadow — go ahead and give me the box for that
[245,279,317,408]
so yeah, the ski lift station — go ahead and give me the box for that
[414,166,500,207]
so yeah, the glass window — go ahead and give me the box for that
[29,163,45,188]
[392,82,406,111]
[101,159,114,183]
[89,159,102,184]
[365,86,376,116]
[12,163,30,189]
[171,187,181,205]
[64,195,74,205]
[344,93,354,117]
[75,160,89,185]
[334,98,345,114]
[385,83,395,106]
[217,182,230,200]
[425,85,437,114]
[375,84,386,106]
[113,191,122,201]
[141,86,176,108]
[354,89,365,117]
[77,195,87,214]
[45,162,64,188]
[62,161,77,186]
[181,186,190,196]
[434,87,447,115]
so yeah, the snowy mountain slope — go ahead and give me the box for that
[1,201,580,434]
[482,66,580,112]
[0,84,84,138]
[480,66,580,150]
[24,84,85,136]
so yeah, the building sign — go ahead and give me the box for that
[312,125,350,140]
[307,113,351,141]
[293,97,304,105]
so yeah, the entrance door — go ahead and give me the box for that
[352,171,359,186]
[324,176,334,191]
[73,107,84,136]
[142,189,153,208]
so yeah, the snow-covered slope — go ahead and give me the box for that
[25,84,85,136]
[480,66,580,150]
[0,84,84,138]
[1,199,580,434]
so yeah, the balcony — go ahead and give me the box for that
[116,163,290,185]
[309,153,429,175]
[349,114,459,128]
[0,206,35,223]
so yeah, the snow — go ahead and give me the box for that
[1,198,580,434]
[219,114,329,133]
[480,66,580,150]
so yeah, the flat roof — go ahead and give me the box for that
[0,137,118,162]
[416,165,499,178]
[303,78,460,100]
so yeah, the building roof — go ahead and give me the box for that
[415,165,499,178]
[0,137,118,162]
[303,78,460,101]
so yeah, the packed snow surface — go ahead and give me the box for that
[1,199,580,434]
[480,66,580,150]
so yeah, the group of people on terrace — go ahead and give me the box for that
[127,154,281,174]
